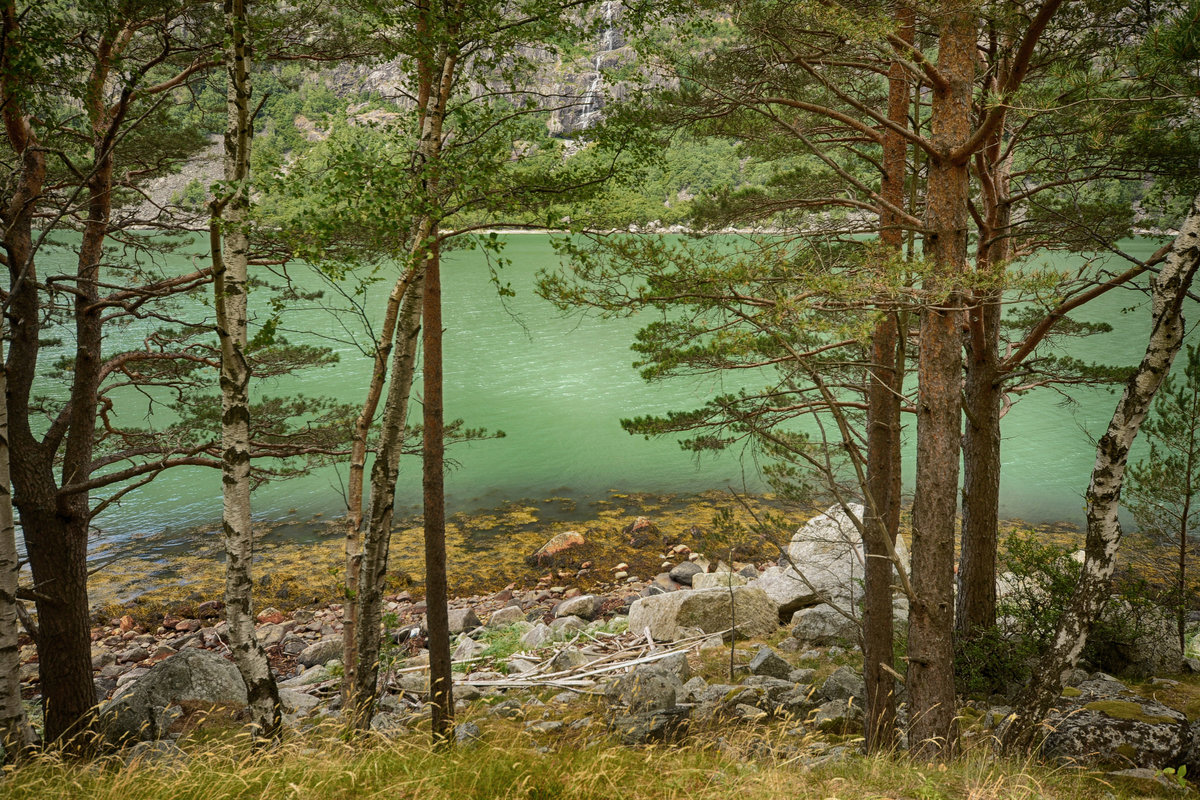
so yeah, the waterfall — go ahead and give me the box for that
[580,0,619,129]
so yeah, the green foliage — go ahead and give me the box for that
[1123,343,1200,651]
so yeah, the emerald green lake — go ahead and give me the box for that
[61,234,1178,553]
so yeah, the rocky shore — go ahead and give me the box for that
[12,503,1200,794]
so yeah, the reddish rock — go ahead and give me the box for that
[526,531,587,568]
[175,619,202,632]
[256,607,287,624]
[196,600,224,617]
[118,615,135,633]
[624,517,663,547]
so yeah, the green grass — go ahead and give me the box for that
[0,720,1146,800]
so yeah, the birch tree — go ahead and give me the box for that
[209,0,282,742]
[1002,191,1200,751]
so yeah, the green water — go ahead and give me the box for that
[74,234,1176,550]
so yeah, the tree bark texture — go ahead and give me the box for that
[349,267,424,730]
[957,61,1014,637]
[1002,192,1200,752]
[213,0,281,742]
[908,4,975,761]
[344,266,418,708]
[861,1,912,753]
[0,328,34,761]
[423,234,454,746]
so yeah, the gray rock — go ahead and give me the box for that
[742,675,798,705]
[668,562,703,586]
[370,712,408,733]
[117,645,150,664]
[98,649,247,745]
[789,668,816,683]
[519,622,552,651]
[611,706,690,745]
[751,503,908,619]
[680,676,708,703]
[1040,678,1189,769]
[280,664,332,688]
[452,636,487,662]
[257,623,289,648]
[655,651,692,683]
[487,606,525,628]
[690,572,747,590]
[627,586,779,641]
[280,635,308,657]
[555,594,602,621]
[549,647,593,673]
[549,615,587,637]
[780,684,818,718]
[278,689,321,716]
[819,666,865,703]
[791,604,859,646]
[448,607,483,634]
[610,667,683,713]
[454,721,482,745]
[747,646,792,680]
[813,697,863,733]
[297,638,343,668]
[506,657,538,674]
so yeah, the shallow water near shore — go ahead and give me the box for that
[27,234,1183,583]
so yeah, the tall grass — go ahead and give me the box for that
[0,721,1131,800]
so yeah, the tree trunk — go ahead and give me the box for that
[344,266,418,709]
[348,265,425,730]
[212,0,281,742]
[0,330,34,761]
[907,4,975,760]
[423,233,454,746]
[861,2,912,752]
[1001,191,1200,753]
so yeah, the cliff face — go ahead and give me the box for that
[323,0,633,137]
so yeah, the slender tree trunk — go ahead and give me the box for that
[958,71,1013,636]
[0,328,34,761]
[908,4,975,761]
[1002,191,1200,752]
[423,233,454,746]
[349,266,425,730]
[957,207,1007,638]
[861,2,912,753]
[212,0,281,742]
[344,267,418,707]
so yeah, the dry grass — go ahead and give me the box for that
[0,716,1142,800]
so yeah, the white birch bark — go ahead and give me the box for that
[1003,191,1200,751]
[0,326,34,761]
[212,0,280,742]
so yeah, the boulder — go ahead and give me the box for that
[555,594,601,621]
[611,706,690,745]
[819,666,866,703]
[668,562,703,586]
[690,572,746,590]
[487,605,525,628]
[608,666,683,713]
[447,607,482,635]
[1091,603,1182,679]
[98,649,247,745]
[297,638,342,669]
[791,604,859,647]
[1039,677,1189,769]
[627,586,779,641]
[747,646,792,680]
[813,698,863,734]
[519,622,552,651]
[752,503,908,619]
[526,531,587,567]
